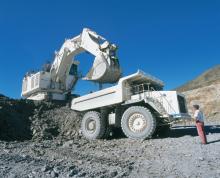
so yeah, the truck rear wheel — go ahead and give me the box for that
[81,111,106,140]
[121,106,156,140]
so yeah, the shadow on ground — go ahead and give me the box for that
[106,125,220,141]
[169,125,220,138]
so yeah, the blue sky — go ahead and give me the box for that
[0,0,219,98]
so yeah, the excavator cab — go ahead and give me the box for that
[69,63,78,76]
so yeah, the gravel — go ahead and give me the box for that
[0,95,220,177]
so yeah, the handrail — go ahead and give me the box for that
[150,87,176,114]
[124,83,177,114]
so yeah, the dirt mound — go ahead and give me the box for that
[30,105,82,140]
[0,98,33,140]
[0,95,82,141]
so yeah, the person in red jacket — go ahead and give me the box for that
[193,105,207,144]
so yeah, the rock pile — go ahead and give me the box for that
[0,95,82,141]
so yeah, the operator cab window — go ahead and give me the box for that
[69,64,78,76]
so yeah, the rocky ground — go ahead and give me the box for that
[0,124,220,178]
[0,95,220,178]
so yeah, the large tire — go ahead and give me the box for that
[121,106,156,140]
[81,111,106,140]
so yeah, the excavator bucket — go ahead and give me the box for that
[84,56,121,83]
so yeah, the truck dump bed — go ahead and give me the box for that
[71,70,164,111]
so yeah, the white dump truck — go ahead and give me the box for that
[71,70,191,140]
[22,28,191,140]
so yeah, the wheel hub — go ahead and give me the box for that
[128,113,147,133]
[86,119,96,132]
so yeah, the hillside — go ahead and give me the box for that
[176,65,220,119]
[176,65,220,92]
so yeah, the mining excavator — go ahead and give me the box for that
[22,28,121,100]
[22,28,191,140]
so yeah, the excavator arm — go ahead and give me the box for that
[50,28,120,89]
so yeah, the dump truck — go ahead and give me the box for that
[71,70,191,140]
[22,28,191,140]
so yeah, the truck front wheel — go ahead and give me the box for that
[121,106,156,140]
[81,111,106,140]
